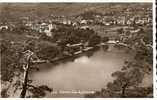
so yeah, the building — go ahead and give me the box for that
[0,25,9,30]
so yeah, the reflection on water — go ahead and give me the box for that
[30,45,149,97]
[74,56,90,63]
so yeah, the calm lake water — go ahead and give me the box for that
[30,44,152,97]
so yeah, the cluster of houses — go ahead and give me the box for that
[30,23,57,37]
[0,6,152,39]
[26,14,151,34]
[92,14,152,26]
[19,18,92,37]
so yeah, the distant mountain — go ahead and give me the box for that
[0,3,152,21]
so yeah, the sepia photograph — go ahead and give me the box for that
[0,2,154,98]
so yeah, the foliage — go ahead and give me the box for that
[1,39,53,98]
[88,34,101,46]
[36,42,60,60]
[1,89,9,97]
[1,39,24,81]
[85,86,153,98]
[80,11,103,20]
[85,60,152,98]
[107,61,144,97]
[27,84,53,98]
[102,36,109,43]
[84,26,153,98]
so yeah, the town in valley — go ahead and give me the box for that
[0,3,153,98]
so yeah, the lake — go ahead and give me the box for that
[30,44,152,97]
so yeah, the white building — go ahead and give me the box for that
[63,20,72,25]
[80,25,89,29]
[44,24,57,37]
[80,20,88,24]
[0,25,9,30]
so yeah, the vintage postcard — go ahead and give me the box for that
[0,0,156,99]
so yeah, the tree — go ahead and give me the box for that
[19,49,53,98]
[36,42,60,60]
[102,36,109,43]
[88,34,101,47]
[1,40,23,81]
[24,40,36,51]
[1,40,53,98]
[85,59,152,98]
[117,28,124,35]
[20,50,33,98]
[107,64,144,97]
[1,40,24,97]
